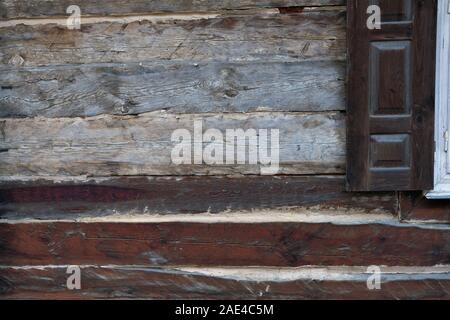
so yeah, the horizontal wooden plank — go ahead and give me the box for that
[1,220,449,266]
[0,10,345,67]
[0,176,396,219]
[0,112,346,177]
[0,1,344,19]
[1,265,449,299]
[0,61,345,117]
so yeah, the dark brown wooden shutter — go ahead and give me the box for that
[347,0,437,191]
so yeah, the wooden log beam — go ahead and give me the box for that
[1,265,449,299]
[0,176,397,219]
[0,10,345,67]
[0,219,449,267]
[0,61,345,117]
[0,1,345,19]
[0,112,346,177]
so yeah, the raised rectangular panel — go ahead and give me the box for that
[369,41,412,115]
[370,134,411,168]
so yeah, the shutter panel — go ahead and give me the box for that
[347,0,437,191]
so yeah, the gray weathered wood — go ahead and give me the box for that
[0,61,345,117]
[0,1,345,19]
[0,112,345,177]
[0,10,345,67]
[0,9,346,117]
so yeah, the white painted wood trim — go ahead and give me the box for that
[426,0,450,199]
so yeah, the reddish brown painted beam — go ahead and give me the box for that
[0,176,397,220]
[1,266,449,299]
[400,192,450,223]
[1,220,449,267]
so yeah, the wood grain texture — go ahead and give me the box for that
[0,1,344,19]
[0,112,346,177]
[0,176,397,219]
[0,9,346,117]
[1,266,449,299]
[0,10,345,67]
[400,192,450,223]
[1,220,449,267]
[0,61,345,117]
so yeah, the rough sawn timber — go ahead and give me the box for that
[0,10,345,67]
[0,61,345,117]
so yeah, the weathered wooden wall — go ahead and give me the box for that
[0,0,449,299]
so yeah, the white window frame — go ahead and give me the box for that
[427,0,450,198]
